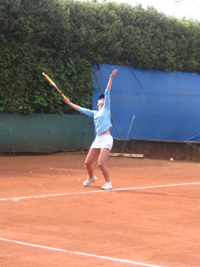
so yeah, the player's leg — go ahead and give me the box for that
[98,148,112,189]
[85,148,100,178]
[83,148,100,186]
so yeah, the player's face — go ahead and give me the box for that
[97,98,104,110]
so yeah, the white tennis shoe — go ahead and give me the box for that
[101,182,112,190]
[83,176,97,187]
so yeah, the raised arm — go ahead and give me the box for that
[106,69,118,90]
[64,98,80,111]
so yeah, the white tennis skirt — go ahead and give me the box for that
[91,134,113,150]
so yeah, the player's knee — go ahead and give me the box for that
[98,161,105,169]
[85,160,91,168]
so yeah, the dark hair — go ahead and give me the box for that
[99,94,104,100]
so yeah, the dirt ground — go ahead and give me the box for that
[0,152,200,267]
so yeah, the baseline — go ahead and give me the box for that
[0,182,200,202]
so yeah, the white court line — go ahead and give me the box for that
[0,237,166,267]
[0,182,200,202]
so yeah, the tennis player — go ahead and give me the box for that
[64,69,118,190]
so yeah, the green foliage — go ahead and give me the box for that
[1,0,200,114]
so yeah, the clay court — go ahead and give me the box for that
[0,153,200,267]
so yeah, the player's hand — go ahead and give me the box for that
[110,69,118,78]
[64,98,70,104]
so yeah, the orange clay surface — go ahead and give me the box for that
[0,152,200,267]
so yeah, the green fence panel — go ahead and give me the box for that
[0,113,94,153]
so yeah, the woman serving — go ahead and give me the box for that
[64,69,118,190]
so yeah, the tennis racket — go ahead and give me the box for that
[42,72,66,99]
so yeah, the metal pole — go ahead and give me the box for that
[121,115,135,154]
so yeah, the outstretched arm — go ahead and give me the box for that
[106,69,118,90]
[64,98,95,117]
[64,98,80,111]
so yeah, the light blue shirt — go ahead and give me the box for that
[78,89,112,135]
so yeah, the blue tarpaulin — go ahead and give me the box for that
[92,64,200,141]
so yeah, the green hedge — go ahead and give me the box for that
[1,0,200,114]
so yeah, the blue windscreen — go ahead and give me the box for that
[92,64,200,141]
